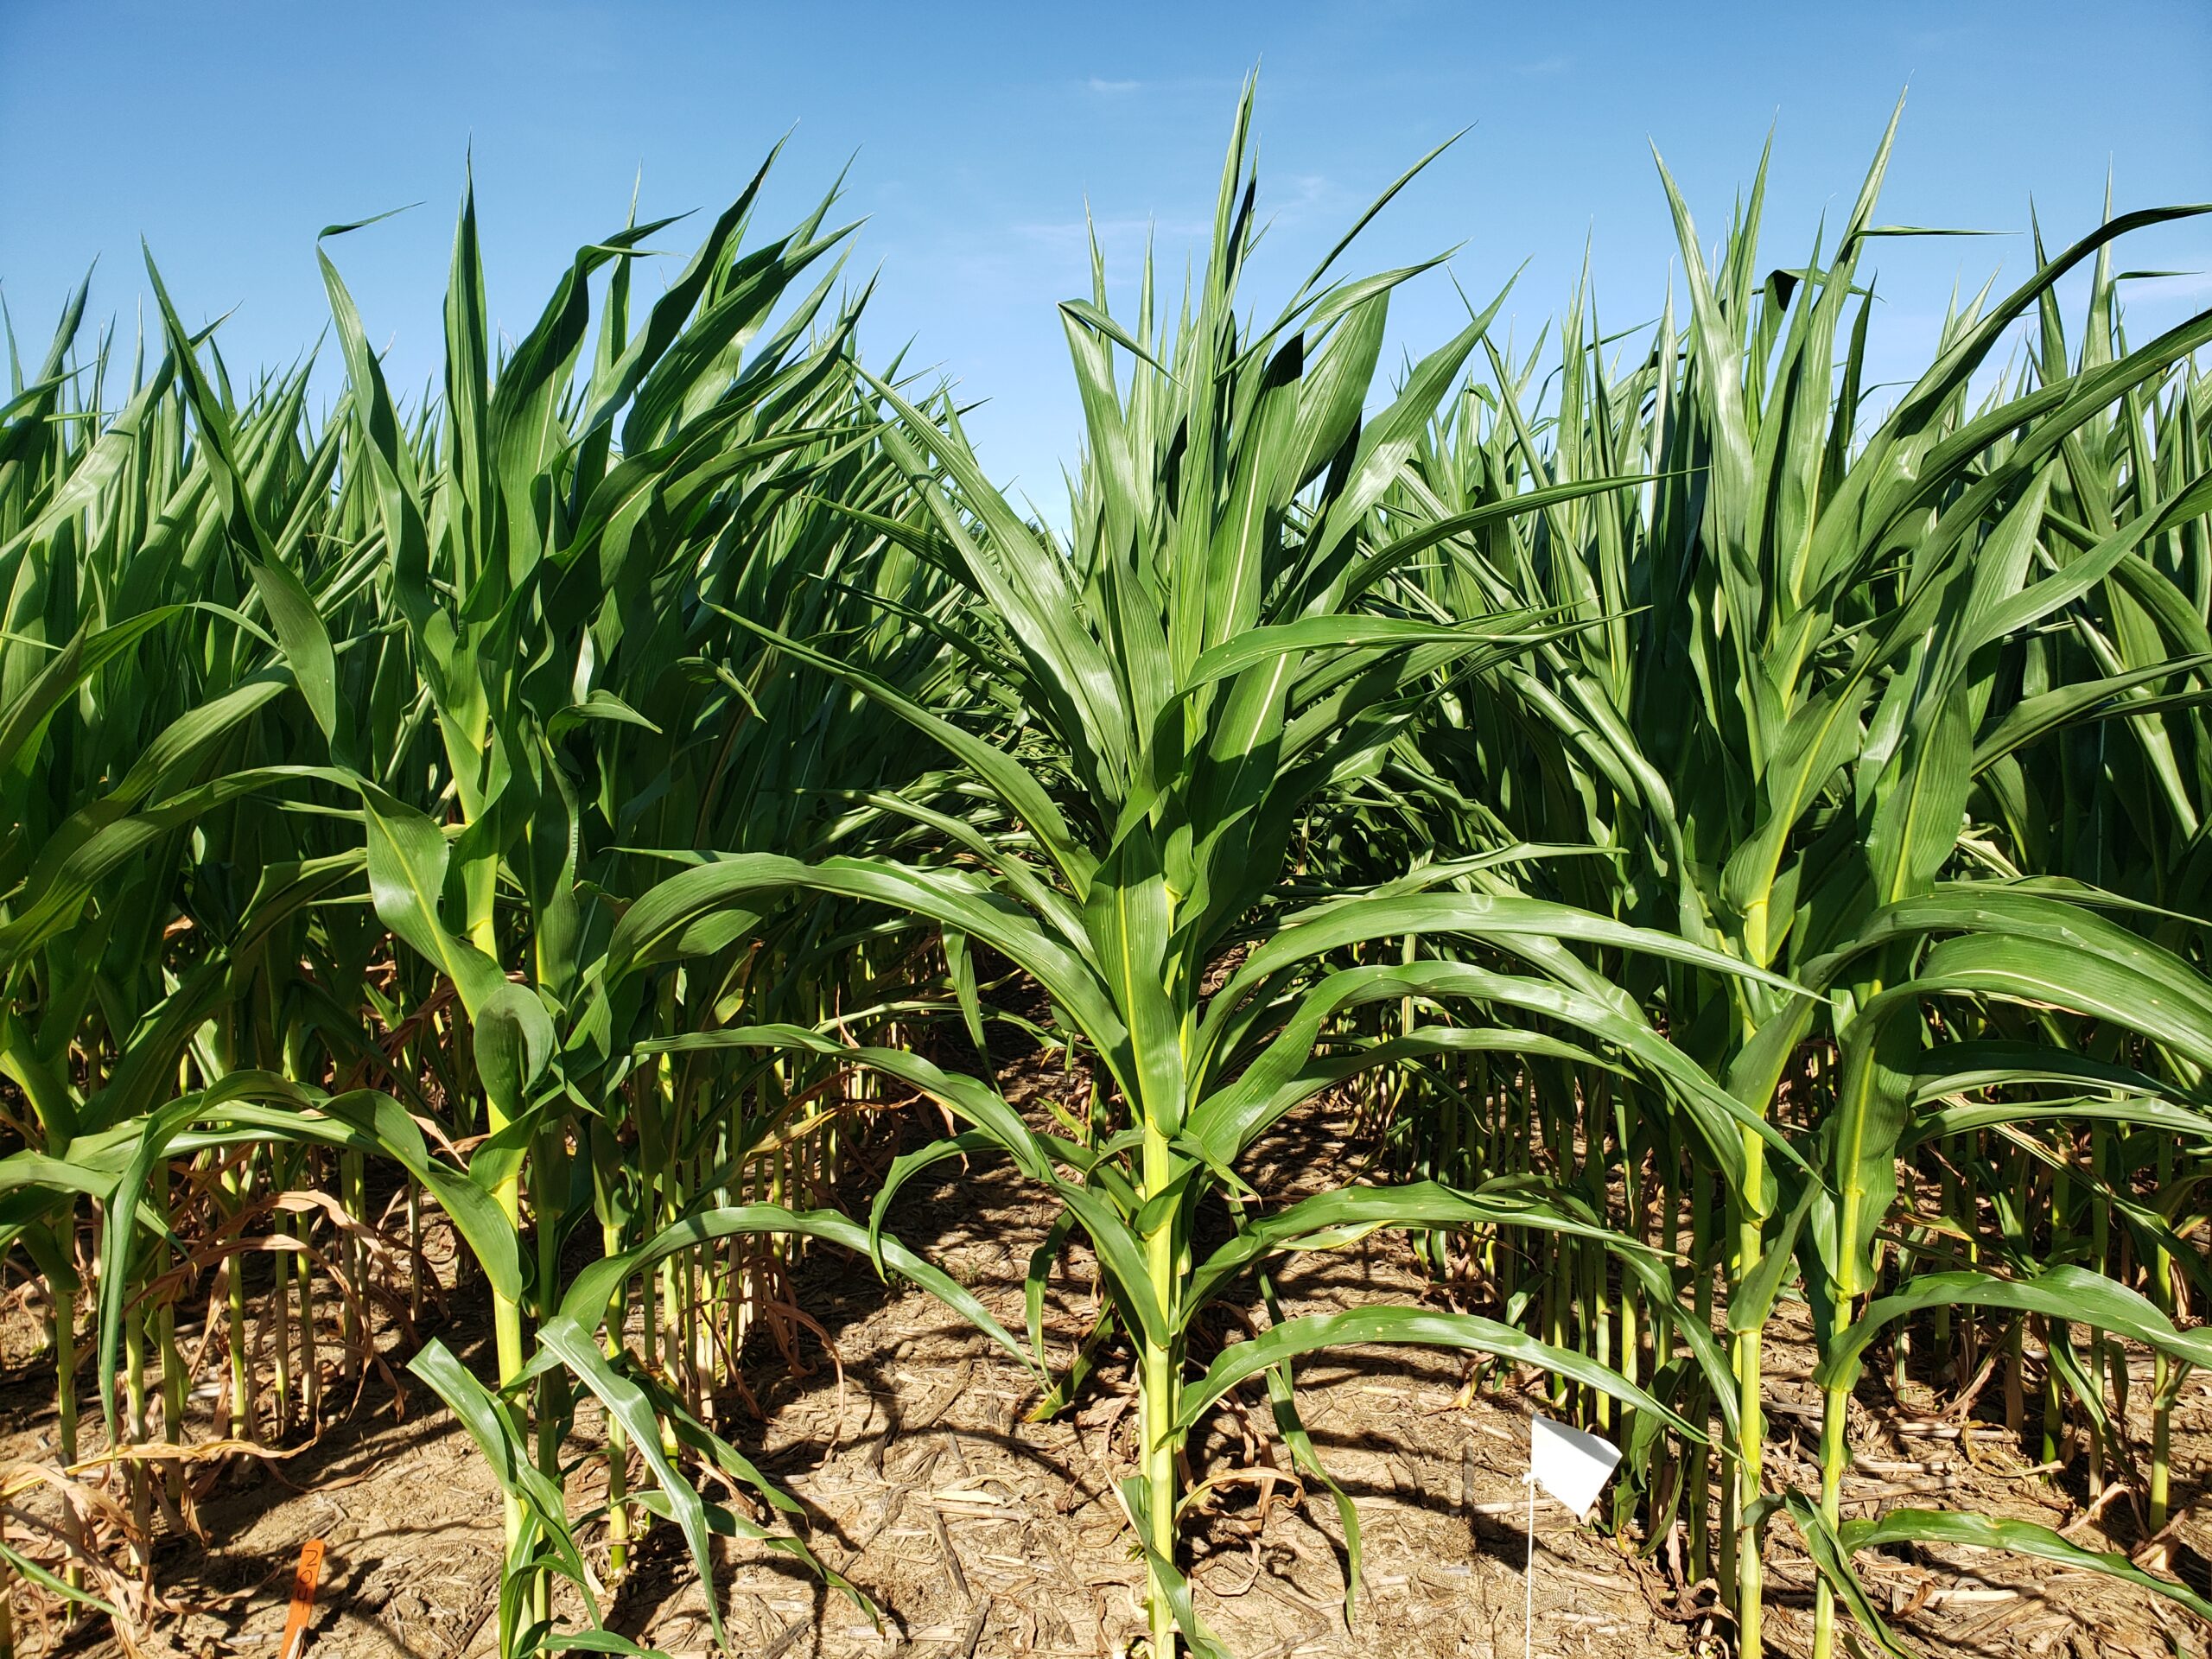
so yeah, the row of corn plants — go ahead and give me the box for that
[0,152,1001,1654]
[1363,111,2212,1659]
[1,83,2209,1659]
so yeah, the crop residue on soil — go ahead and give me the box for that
[5,1103,2209,1659]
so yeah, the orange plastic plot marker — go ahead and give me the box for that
[278,1538,327,1659]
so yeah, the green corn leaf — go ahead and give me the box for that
[410,1338,602,1619]
[554,1205,1034,1380]
[1783,1491,1923,1659]
[1845,1505,2212,1625]
[534,1315,726,1649]
[1176,1306,1700,1440]
[1817,1264,2212,1391]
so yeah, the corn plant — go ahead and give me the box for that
[603,86,1816,1657]
[1379,113,2212,1658]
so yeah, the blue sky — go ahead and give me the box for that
[4,0,2207,503]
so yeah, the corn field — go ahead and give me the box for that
[3,85,2211,1659]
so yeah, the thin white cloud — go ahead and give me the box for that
[1087,77,1142,95]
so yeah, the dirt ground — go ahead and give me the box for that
[6,1103,2212,1659]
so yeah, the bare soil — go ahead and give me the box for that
[6,1103,2212,1659]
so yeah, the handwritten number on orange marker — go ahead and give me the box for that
[279,1538,326,1659]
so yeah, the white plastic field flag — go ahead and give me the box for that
[1521,1415,1625,1657]
[1528,1414,1623,1518]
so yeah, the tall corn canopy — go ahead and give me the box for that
[2,81,2209,1659]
